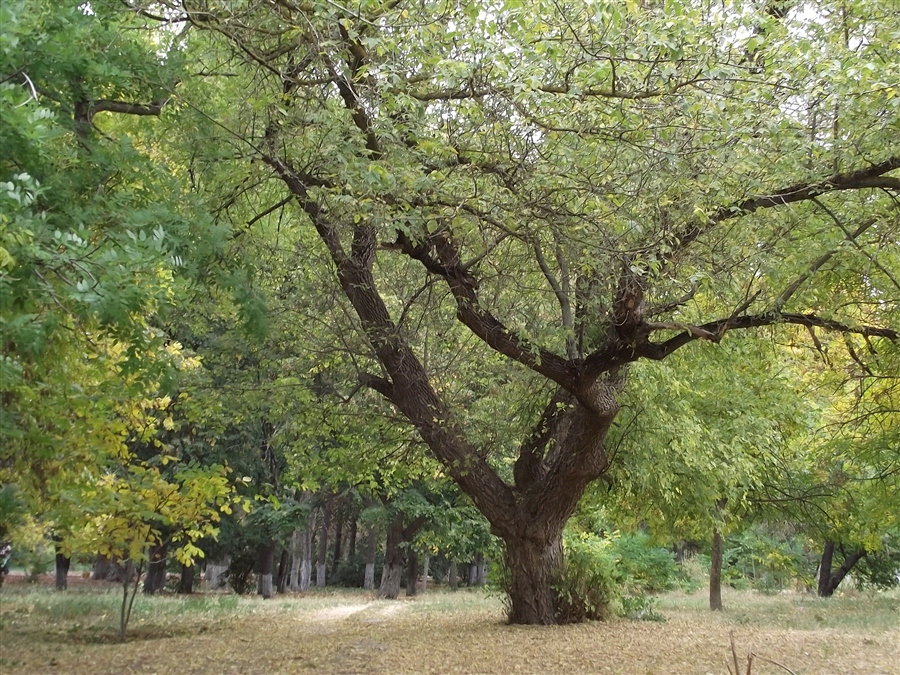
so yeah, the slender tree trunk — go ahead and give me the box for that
[317,501,331,587]
[817,540,866,597]
[331,501,344,577]
[276,547,289,593]
[504,534,563,624]
[448,560,458,590]
[364,526,377,590]
[406,549,419,597]
[346,512,357,562]
[468,560,478,586]
[380,513,404,599]
[421,554,430,593]
[710,528,724,611]
[143,541,169,595]
[54,538,70,591]
[178,563,195,594]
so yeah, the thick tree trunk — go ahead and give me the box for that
[178,563,195,594]
[54,539,70,591]
[710,528,723,611]
[406,549,419,597]
[364,526,377,590]
[379,513,405,599]
[205,557,229,590]
[143,541,169,595]
[504,534,563,625]
[448,560,458,590]
[92,554,111,581]
[817,540,866,597]
[257,541,275,599]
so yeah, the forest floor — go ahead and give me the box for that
[1,577,897,674]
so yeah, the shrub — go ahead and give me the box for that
[611,532,679,592]
[553,530,622,623]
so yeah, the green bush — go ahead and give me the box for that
[611,532,679,592]
[553,530,623,623]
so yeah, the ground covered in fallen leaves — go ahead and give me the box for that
[1,580,897,674]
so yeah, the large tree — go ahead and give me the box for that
[164,0,900,623]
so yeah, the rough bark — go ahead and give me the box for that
[178,563,195,594]
[406,549,419,597]
[380,512,427,599]
[710,528,724,611]
[143,541,169,595]
[364,526,377,590]
[817,540,866,597]
[505,535,563,624]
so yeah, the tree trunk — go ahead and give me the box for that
[257,540,275,599]
[92,554,111,580]
[817,540,866,597]
[276,547,289,593]
[364,526,377,590]
[475,551,486,585]
[205,558,229,590]
[143,541,169,595]
[421,554,430,593]
[448,560,458,590]
[406,549,419,596]
[289,529,302,591]
[468,560,478,586]
[317,501,331,587]
[178,563,195,594]
[300,527,312,591]
[346,512,357,562]
[54,539,70,591]
[331,501,344,577]
[504,534,563,625]
[379,513,405,599]
[710,528,723,611]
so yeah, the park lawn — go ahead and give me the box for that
[1,583,897,675]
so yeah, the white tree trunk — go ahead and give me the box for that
[205,557,229,590]
[300,529,312,591]
[421,555,430,593]
[364,563,375,590]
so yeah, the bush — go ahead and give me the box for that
[553,531,622,623]
[611,532,679,592]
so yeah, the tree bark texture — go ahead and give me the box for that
[289,529,302,591]
[504,535,563,624]
[205,558,229,590]
[421,554,430,593]
[710,528,724,611]
[276,547,289,593]
[448,560,458,590]
[300,528,312,591]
